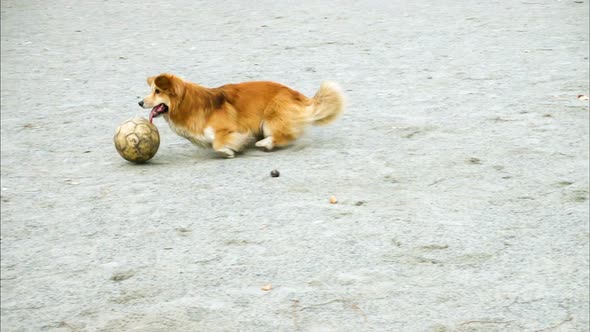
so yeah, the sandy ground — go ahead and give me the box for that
[1,0,589,331]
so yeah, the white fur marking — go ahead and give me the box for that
[166,121,215,147]
[216,148,235,158]
[204,127,215,143]
[261,122,273,138]
[255,136,274,150]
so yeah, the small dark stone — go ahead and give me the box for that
[270,170,280,177]
[468,157,482,165]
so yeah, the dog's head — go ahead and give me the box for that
[139,73,184,122]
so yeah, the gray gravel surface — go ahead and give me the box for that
[1,0,589,331]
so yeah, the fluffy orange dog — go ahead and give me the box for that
[139,73,345,158]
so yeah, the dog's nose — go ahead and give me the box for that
[138,100,144,107]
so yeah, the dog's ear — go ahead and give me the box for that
[154,74,173,91]
[153,73,183,97]
[147,76,155,86]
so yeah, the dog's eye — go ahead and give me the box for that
[155,89,160,94]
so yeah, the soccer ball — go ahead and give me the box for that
[114,117,160,163]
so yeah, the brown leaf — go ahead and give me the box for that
[261,284,272,291]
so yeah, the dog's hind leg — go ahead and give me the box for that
[255,130,297,150]
[255,135,274,150]
[256,95,308,151]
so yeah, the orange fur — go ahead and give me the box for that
[140,73,345,158]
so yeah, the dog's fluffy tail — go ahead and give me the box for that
[309,81,345,126]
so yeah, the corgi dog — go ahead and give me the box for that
[139,73,345,158]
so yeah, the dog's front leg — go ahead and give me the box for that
[212,130,249,158]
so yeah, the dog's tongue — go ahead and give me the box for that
[149,107,157,123]
[149,104,163,123]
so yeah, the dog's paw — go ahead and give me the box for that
[216,147,235,158]
[255,137,274,151]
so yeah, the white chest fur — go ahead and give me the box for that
[165,117,215,147]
